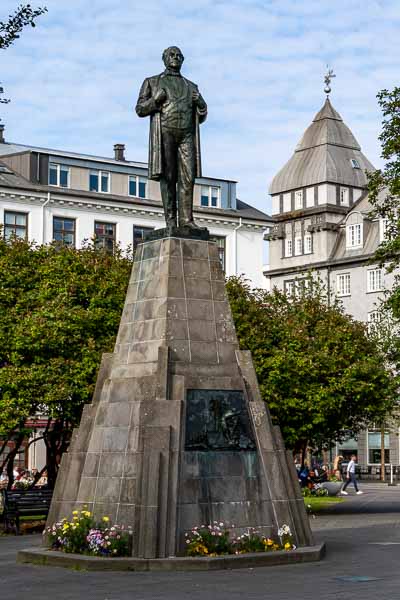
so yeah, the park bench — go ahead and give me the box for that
[1,488,53,534]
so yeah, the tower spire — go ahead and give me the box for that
[324,66,336,96]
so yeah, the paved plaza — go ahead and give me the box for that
[1,482,400,600]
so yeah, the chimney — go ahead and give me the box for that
[114,143,125,161]
[0,124,5,143]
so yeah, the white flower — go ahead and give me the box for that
[219,522,224,527]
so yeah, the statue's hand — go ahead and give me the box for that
[192,90,200,105]
[155,88,167,106]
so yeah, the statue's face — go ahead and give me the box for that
[164,47,184,71]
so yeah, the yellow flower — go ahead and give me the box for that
[265,538,273,546]
[102,516,110,523]
[73,516,78,521]
[273,544,280,551]
[72,510,79,516]
[284,542,292,551]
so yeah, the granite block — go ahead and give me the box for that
[185,278,211,300]
[169,341,190,362]
[211,281,226,301]
[214,300,231,321]
[167,276,185,298]
[95,477,121,503]
[128,341,161,363]
[183,258,210,279]
[138,276,168,301]
[105,402,132,427]
[166,298,188,320]
[134,298,167,321]
[182,239,209,259]
[186,299,214,321]
[190,340,218,363]
[77,477,97,502]
[98,453,126,478]
[83,453,100,477]
[124,283,138,304]
[160,237,181,257]
[103,427,129,452]
[216,321,238,343]
[217,342,238,364]
[142,240,161,260]
[120,478,137,503]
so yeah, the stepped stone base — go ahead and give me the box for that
[47,236,314,558]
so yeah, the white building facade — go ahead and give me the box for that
[0,137,271,288]
[265,96,399,472]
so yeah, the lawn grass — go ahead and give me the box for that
[304,496,343,513]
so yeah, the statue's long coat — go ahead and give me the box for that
[135,72,207,181]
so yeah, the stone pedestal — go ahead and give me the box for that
[47,236,313,557]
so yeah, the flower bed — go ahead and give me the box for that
[185,523,295,556]
[44,508,132,557]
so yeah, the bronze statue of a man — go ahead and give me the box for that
[136,46,207,231]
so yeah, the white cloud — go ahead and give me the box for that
[1,0,400,213]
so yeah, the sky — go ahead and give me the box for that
[1,0,400,215]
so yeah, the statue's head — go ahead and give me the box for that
[162,46,184,71]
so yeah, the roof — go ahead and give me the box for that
[0,142,237,184]
[269,98,375,195]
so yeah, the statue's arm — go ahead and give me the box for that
[135,78,158,117]
[196,90,207,124]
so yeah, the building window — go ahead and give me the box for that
[294,237,302,255]
[284,280,295,296]
[53,217,75,247]
[340,187,349,205]
[367,268,383,293]
[294,190,303,210]
[380,218,389,242]
[89,170,110,193]
[367,311,381,334]
[350,158,360,169]
[94,221,116,253]
[201,185,220,208]
[4,211,28,240]
[346,223,362,248]
[285,238,293,257]
[337,273,350,296]
[337,436,358,461]
[368,430,390,464]
[49,163,70,188]
[129,175,147,198]
[133,225,154,250]
[304,234,312,254]
[210,236,225,271]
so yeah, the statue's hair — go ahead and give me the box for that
[162,46,184,65]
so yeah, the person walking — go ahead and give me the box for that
[341,454,363,495]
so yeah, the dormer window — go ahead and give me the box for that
[346,223,362,249]
[294,190,303,210]
[49,163,70,188]
[350,158,360,169]
[201,186,220,208]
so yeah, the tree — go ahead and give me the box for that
[0,4,47,50]
[0,4,47,106]
[368,87,400,320]
[226,276,398,459]
[0,236,132,487]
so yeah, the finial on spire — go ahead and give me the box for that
[324,66,336,96]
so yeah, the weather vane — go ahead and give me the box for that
[324,66,336,96]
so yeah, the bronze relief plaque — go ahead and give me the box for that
[185,389,256,451]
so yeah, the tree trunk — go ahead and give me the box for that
[381,426,386,482]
